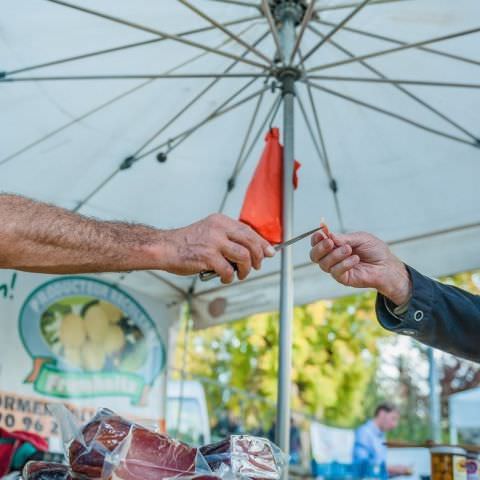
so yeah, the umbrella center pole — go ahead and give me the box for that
[274,0,303,468]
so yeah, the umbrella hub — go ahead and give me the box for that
[269,0,307,26]
[274,66,302,85]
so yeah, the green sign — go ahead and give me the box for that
[19,277,165,405]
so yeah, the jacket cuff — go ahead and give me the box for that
[375,265,434,338]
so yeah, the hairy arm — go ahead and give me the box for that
[0,194,274,281]
[0,194,170,273]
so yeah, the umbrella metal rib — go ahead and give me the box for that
[235,95,282,175]
[217,90,268,213]
[296,92,328,168]
[0,29,249,167]
[0,80,153,168]
[301,0,371,63]
[177,0,271,64]
[232,91,268,180]
[101,271,189,299]
[315,0,412,12]
[130,29,271,159]
[307,24,480,143]
[297,84,347,232]
[306,81,478,148]
[261,0,285,64]
[1,74,270,82]
[73,168,121,212]
[314,19,480,68]
[307,26,480,72]
[297,47,346,232]
[308,76,480,89]
[133,80,264,164]
[303,82,333,176]
[73,83,268,212]
[3,15,261,77]
[146,271,190,298]
[289,0,317,65]
[206,0,260,8]
[172,84,279,174]
[137,80,268,161]
[43,0,267,70]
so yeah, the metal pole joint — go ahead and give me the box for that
[276,67,301,94]
[271,0,306,25]
[120,155,136,170]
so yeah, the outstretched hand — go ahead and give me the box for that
[310,231,411,305]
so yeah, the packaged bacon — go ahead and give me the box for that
[22,461,73,480]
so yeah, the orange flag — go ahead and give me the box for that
[239,128,300,244]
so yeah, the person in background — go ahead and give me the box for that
[309,230,480,362]
[353,403,411,479]
[0,193,275,284]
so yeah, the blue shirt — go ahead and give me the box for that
[353,420,387,478]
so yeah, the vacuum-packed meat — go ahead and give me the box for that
[68,409,198,480]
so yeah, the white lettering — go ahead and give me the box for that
[42,373,141,398]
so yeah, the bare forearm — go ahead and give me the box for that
[0,194,167,273]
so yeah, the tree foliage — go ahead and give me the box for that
[174,270,480,441]
[174,291,386,430]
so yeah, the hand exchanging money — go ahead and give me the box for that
[310,230,411,306]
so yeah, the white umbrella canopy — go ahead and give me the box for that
[1,0,480,327]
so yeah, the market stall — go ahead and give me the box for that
[1,0,480,470]
[0,271,178,451]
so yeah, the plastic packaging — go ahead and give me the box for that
[48,405,286,480]
[200,435,286,479]
[22,461,72,480]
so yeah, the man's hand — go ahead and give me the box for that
[310,231,411,305]
[160,214,275,284]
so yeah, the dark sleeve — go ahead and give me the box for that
[375,265,480,362]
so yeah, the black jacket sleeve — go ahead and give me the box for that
[375,265,480,362]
